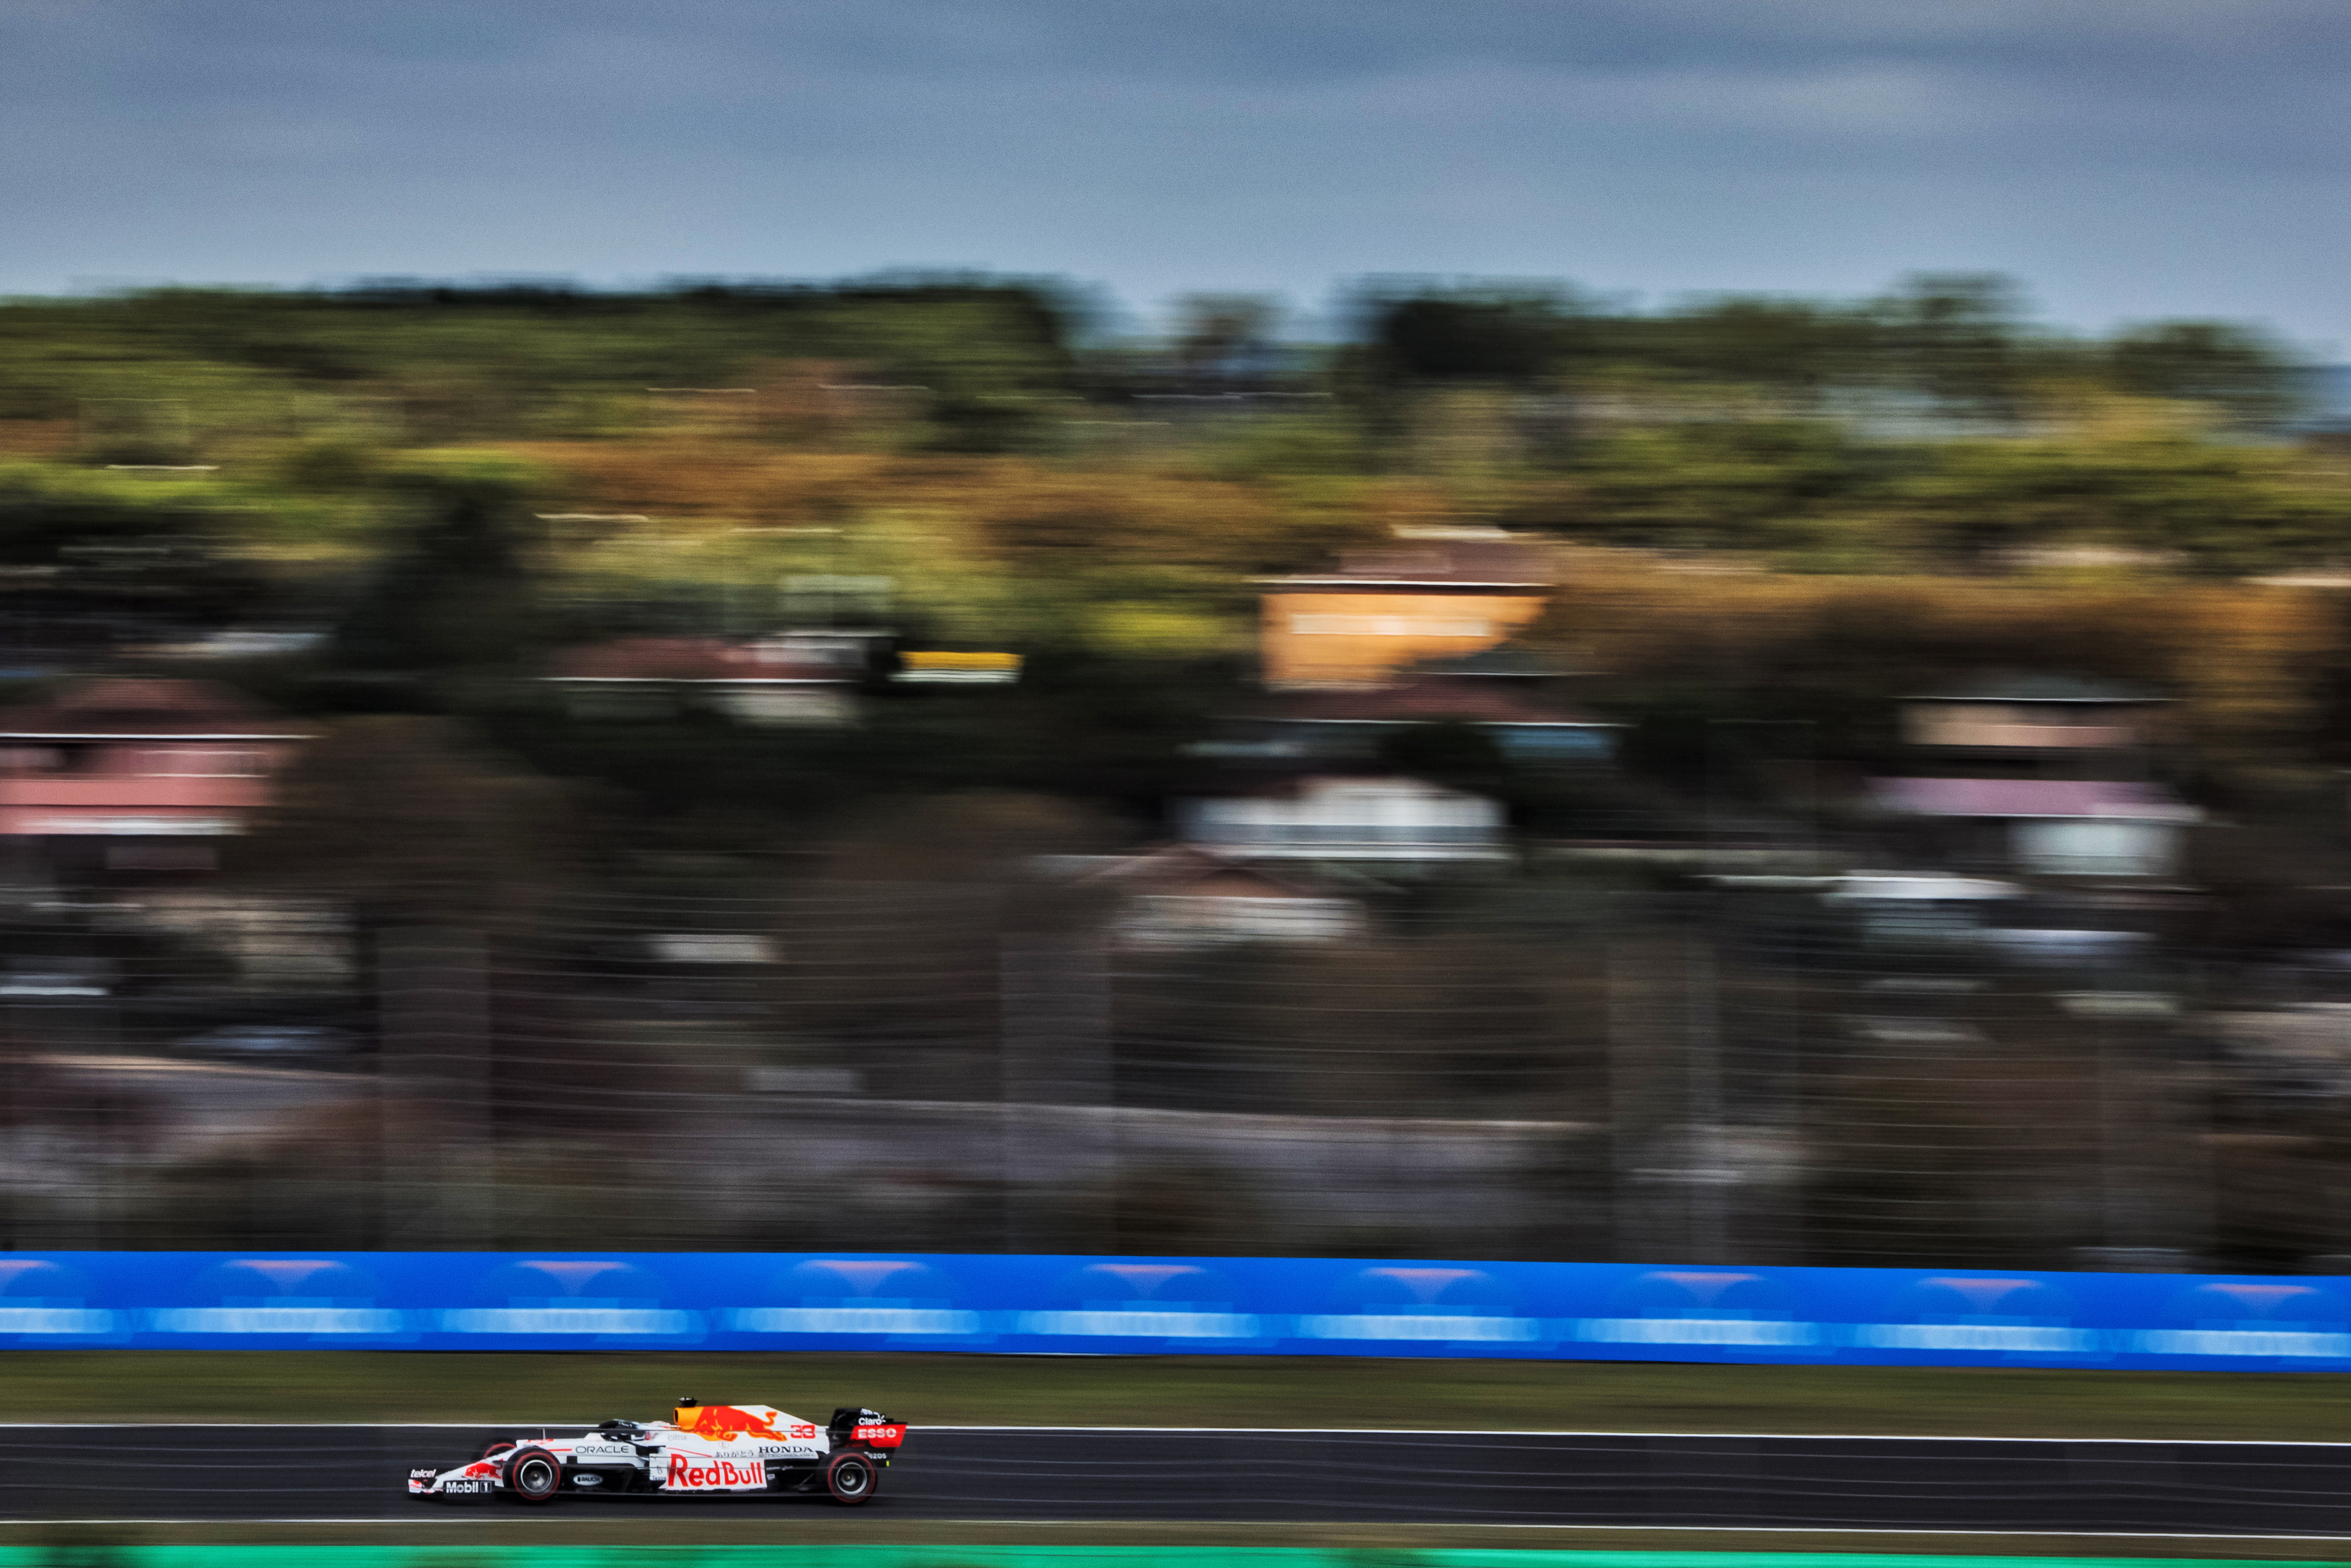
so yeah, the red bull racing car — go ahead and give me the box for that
[407,1399,905,1506]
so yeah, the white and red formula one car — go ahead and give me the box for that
[408,1399,906,1506]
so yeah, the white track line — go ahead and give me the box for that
[914,1426,2351,1446]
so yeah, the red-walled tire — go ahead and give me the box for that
[477,1438,517,1461]
[823,1451,878,1505]
[506,1447,563,1504]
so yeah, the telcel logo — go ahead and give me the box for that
[666,1455,766,1490]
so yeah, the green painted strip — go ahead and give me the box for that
[0,1548,2329,1568]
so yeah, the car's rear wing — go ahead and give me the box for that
[830,1406,904,1448]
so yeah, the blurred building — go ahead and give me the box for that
[1247,676,1618,764]
[1070,845,1369,948]
[1821,871,2022,947]
[892,649,1023,686]
[0,677,312,878]
[1178,774,1509,867]
[1899,673,2166,776]
[2209,1004,2351,1103]
[1256,530,1552,689]
[1872,670,2194,878]
[547,636,860,725]
[1867,777,2200,878]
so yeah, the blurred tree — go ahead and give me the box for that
[1171,294,1281,390]
[1552,418,1879,554]
[1607,295,1876,396]
[331,453,547,678]
[818,281,1085,452]
[1191,412,1372,481]
[0,465,279,656]
[1868,273,2033,421]
[1366,287,1576,382]
[1890,420,2351,572]
[2106,320,2308,429]
[233,715,589,926]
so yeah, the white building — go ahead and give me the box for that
[1061,846,1367,948]
[1867,777,2200,879]
[1178,776,1508,865]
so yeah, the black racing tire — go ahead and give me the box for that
[477,1437,518,1461]
[506,1447,564,1504]
[823,1450,878,1505]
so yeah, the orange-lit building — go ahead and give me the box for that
[1256,534,1552,689]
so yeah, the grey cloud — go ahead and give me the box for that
[21,0,2351,84]
[0,0,2344,347]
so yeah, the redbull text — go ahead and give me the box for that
[666,1453,767,1490]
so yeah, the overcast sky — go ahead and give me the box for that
[3,0,2346,348]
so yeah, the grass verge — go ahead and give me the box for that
[2,1352,2347,1441]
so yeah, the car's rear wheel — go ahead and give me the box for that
[506,1447,563,1504]
[823,1451,877,1505]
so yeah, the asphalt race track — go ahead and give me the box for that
[4,1426,2350,1535]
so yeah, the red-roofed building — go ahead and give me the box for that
[0,678,314,873]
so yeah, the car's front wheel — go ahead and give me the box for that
[506,1447,564,1504]
[823,1451,878,1505]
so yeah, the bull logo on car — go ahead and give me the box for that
[673,1403,788,1441]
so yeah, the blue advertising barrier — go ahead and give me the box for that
[0,1252,2346,1370]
